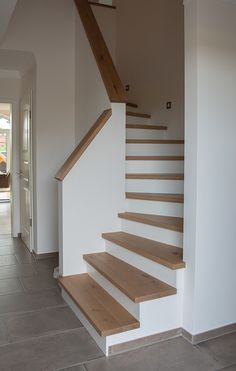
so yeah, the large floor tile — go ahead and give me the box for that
[0,329,103,371]
[219,365,236,371]
[198,332,236,368]
[0,264,37,279]
[59,366,86,371]
[0,255,18,266]
[0,246,15,255]
[85,337,220,371]
[20,273,58,292]
[0,288,65,316]
[33,257,59,274]
[0,278,24,295]
[0,319,8,346]
[6,306,83,342]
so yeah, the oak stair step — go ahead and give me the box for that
[126,192,184,203]
[126,139,184,144]
[102,232,185,270]
[126,173,184,180]
[118,212,183,232]
[126,156,184,161]
[126,102,138,108]
[126,124,167,130]
[126,111,151,119]
[58,273,140,337]
[83,252,176,303]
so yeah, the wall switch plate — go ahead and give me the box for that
[166,101,172,109]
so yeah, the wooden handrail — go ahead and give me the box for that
[55,109,112,181]
[74,0,127,103]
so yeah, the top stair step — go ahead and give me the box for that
[102,232,185,270]
[126,102,138,108]
[84,252,176,303]
[58,273,139,337]
[126,111,151,119]
[126,124,167,130]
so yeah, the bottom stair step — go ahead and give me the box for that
[58,273,140,337]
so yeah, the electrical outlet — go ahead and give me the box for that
[166,101,172,110]
[125,84,130,92]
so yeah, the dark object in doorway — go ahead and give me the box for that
[0,172,10,188]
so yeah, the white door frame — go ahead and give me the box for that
[20,90,34,251]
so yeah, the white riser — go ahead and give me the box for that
[126,144,184,156]
[86,262,140,319]
[126,199,184,218]
[121,219,183,248]
[126,160,184,173]
[126,116,150,124]
[107,293,183,350]
[126,179,184,194]
[126,129,166,140]
[106,241,178,287]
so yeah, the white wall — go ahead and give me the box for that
[0,0,76,253]
[0,76,21,237]
[183,0,236,335]
[115,0,184,139]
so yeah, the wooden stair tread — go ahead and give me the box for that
[84,253,176,303]
[126,111,151,119]
[126,192,184,203]
[126,173,184,180]
[126,156,184,161]
[102,232,185,270]
[126,139,184,144]
[118,212,183,232]
[126,124,167,130]
[126,102,138,108]
[58,273,139,336]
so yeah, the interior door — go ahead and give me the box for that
[20,93,32,250]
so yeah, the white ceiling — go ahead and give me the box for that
[0,0,18,44]
[0,49,35,76]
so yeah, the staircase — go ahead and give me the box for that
[58,103,185,355]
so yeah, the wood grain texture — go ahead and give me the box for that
[74,0,126,102]
[102,232,185,269]
[126,156,184,161]
[58,273,139,336]
[126,111,151,119]
[55,109,112,181]
[126,124,167,130]
[126,102,138,108]
[126,139,184,144]
[126,173,184,180]
[83,252,177,302]
[89,1,116,9]
[118,212,183,232]
[126,192,184,203]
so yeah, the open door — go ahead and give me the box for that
[20,92,33,250]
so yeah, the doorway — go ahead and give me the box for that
[0,103,12,235]
[20,92,33,251]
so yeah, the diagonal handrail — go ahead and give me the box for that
[74,0,127,103]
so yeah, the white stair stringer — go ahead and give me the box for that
[73,260,184,356]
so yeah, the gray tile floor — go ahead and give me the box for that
[0,235,235,371]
